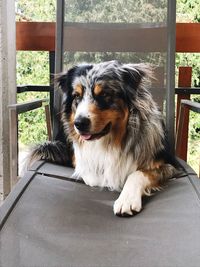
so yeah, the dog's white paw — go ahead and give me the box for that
[113,171,150,217]
[113,195,142,217]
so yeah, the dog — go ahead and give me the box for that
[30,60,178,216]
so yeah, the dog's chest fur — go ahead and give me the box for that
[73,138,137,191]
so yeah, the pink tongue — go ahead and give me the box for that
[81,134,92,140]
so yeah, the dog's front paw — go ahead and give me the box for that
[113,195,142,217]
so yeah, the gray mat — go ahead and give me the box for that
[1,165,200,267]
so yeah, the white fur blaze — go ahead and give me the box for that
[113,171,151,216]
[74,96,90,121]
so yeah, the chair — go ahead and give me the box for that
[1,1,200,266]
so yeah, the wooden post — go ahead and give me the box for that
[0,0,16,199]
[176,67,192,161]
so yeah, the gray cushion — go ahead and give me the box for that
[0,162,200,267]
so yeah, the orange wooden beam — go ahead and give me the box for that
[16,22,55,51]
[16,22,200,52]
[176,23,200,53]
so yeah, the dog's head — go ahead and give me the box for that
[57,61,152,143]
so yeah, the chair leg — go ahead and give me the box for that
[176,103,189,161]
[44,104,52,141]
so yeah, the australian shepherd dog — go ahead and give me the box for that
[30,60,178,216]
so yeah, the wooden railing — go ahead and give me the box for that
[176,23,200,52]
[16,22,200,163]
[16,22,55,51]
[16,22,200,52]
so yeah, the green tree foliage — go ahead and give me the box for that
[177,0,200,22]
[17,51,50,145]
[16,0,55,21]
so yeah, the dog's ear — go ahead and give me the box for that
[55,67,77,93]
[120,63,153,90]
[55,64,94,93]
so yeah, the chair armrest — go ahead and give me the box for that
[180,99,200,114]
[8,98,52,188]
[8,98,49,114]
[176,100,200,177]
[17,85,50,93]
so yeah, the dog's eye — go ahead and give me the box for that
[100,92,107,97]
[72,92,81,99]
[98,91,110,98]
[72,93,82,107]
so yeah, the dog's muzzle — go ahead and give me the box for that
[74,116,111,141]
[74,116,91,132]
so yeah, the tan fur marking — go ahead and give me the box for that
[142,160,169,188]
[93,84,103,96]
[112,106,129,147]
[143,170,161,188]
[74,84,83,97]
[72,154,76,167]
[68,112,82,143]
[88,102,129,147]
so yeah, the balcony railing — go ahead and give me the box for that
[16,22,200,52]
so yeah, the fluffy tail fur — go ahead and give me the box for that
[28,141,73,168]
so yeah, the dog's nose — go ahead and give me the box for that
[74,116,91,131]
